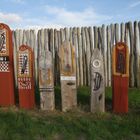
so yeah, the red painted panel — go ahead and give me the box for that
[112,42,129,113]
[112,76,128,113]
[0,23,15,106]
[17,45,35,109]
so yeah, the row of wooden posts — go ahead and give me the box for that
[0,23,129,113]
[12,21,140,88]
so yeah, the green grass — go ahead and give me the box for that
[0,87,139,140]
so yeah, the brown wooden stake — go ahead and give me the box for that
[59,41,77,112]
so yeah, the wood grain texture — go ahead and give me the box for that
[39,51,55,111]
[59,41,77,112]
[90,48,105,113]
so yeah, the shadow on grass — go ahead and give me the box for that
[55,86,62,110]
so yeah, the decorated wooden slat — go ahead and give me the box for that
[39,50,55,110]
[17,44,35,109]
[59,41,77,112]
[0,23,15,106]
[112,42,129,113]
[90,48,105,113]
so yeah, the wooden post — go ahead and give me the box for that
[85,27,91,86]
[17,45,35,109]
[134,21,140,87]
[77,27,83,86]
[115,23,120,43]
[102,25,108,87]
[121,23,125,42]
[0,23,15,106]
[90,48,105,113]
[112,42,129,113]
[73,27,80,86]
[107,26,111,86]
[81,27,87,85]
[39,50,55,110]
[59,41,77,112]
[89,27,94,54]
[128,21,134,87]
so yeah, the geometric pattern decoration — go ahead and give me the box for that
[18,53,29,76]
[18,77,31,89]
[0,61,10,72]
[0,28,9,56]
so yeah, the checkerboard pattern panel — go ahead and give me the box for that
[0,61,9,72]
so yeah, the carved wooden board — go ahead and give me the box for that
[17,45,35,109]
[39,51,54,110]
[112,42,129,113]
[59,41,77,112]
[0,23,15,106]
[90,48,105,113]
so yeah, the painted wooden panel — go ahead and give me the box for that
[0,23,15,106]
[112,42,129,113]
[17,44,35,109]
[59,41,77,112]
[90,48,105,113]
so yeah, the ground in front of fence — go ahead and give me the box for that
[0,87,139,140]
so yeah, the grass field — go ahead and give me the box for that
[0,87,139,140]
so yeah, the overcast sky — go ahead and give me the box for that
[0,0,140,29]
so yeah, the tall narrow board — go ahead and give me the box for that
[90,48,105,113]
[17,45,35,109]
[112,42,129,113]
[59,41,77,112]
[39,51,55,111]
[0,23,15,106]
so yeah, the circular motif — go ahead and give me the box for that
[92,59,101,68]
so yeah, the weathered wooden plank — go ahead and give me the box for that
[44,29,49,51]
[121,23,125,42]
[54,29,59,85]
[102,25,108,87]
[127,21,135,87]
[60,28,65,44]
[90,48,105,113]
[39,50,55,110]
[81,27,87,85]
[69,27,73,45]
[85,27,91,86]
[22,29,27,45]
[59,41,77,112]
[115,23,120,43]
[89,26,94,54]
[77,27,83,86]
[134,21,140,87]
[94,26,98,48]
[64,27,69,41]
[73,27,80,86]
[110,24,115,46]
[98,27,102,51]
[107,26,111,86]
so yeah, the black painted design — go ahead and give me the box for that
[21,55,28,74]
[0,32,5,51]
[117,52,125,74]
[93,72,102,91]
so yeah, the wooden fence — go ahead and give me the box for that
[12,21,140,88]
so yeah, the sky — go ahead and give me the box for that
[0,0,140,29]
